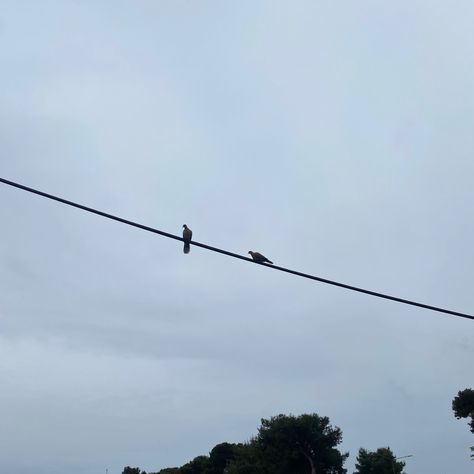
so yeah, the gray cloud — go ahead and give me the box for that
[1,1,473,473]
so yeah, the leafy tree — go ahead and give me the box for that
[122,467,146,474]
[225,440,270,474]
[180,455,210,474]
[256,413,348,474]
[452,388,474,433]
[206,443,239,474]
[354,447,405,474]
[153,469,181,474]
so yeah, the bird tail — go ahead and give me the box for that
[267,260,273,264]
[183,243,190,254]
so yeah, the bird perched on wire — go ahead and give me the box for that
[182,224,192,254]
[248,251,273,264]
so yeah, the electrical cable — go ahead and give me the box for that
[1,176,472,321]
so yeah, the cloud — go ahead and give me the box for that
[0,1,473,473]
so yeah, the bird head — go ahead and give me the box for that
[183,224,187,229]
[248,251,253,255]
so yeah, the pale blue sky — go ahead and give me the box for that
[0,1,473,473]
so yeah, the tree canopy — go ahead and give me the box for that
[452,388,474,434]
[122,468,146,474]
[354,447,405,474]
[179,456,210,474]
[256,413,348,474]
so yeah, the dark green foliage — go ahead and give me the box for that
[206,443,239,474]
[354,447,405,474]
[122,468,147,474]
[225,440,271,474]
[153,469,181,474]
[256,413,348,474]
[122,467,145,474]
[452,388,474,433]
[180,455,210,474]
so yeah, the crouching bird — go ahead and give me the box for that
[248,251,273,264]
[182,224,192,254]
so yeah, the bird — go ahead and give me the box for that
[248,251,273,264]
[182,224,192,254]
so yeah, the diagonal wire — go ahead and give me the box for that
[0,176,473,321]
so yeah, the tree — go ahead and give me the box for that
[122,468,146,474]
[452,388,474,434]
[256,413,348,474]
[354,447,405,474]
[225,440,270,474]
[206,443,239,474]
[180,455,210,474]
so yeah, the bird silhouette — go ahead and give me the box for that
[248,251,273,264]
[182,224,192,254]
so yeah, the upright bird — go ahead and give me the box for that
[248,251,273,264]
[183,224,193,253]
[182,224,192,254]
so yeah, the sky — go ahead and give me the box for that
[0,1,473,473]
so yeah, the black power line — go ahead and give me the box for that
[1,176,473,321]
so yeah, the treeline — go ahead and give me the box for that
[122,414,404,474]
[122,387,474,474]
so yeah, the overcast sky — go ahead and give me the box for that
[1,1,473,473]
